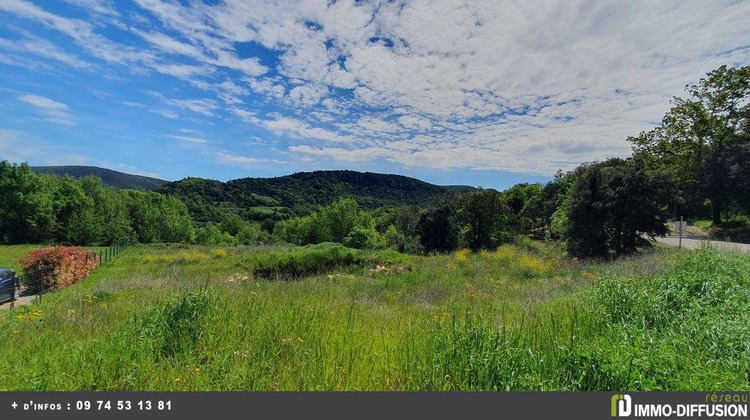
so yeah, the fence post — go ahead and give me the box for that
[99,250,103,266]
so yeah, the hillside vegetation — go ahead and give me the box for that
[156,170,474,223]
[32,166,168,191]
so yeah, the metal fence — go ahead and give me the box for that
[97,241,129,267]
[18,264,55,302]
[7,241,129,306]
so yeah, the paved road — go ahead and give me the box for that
[654,236,750,253]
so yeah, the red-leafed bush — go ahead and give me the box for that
[17,246,98,290]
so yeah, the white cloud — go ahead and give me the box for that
[147,91,219,117]
[215,152,261,168]
[190,0,749,173]
[247,77,285,99]
[62,0,120,17]
[398,114,433,130]
[151,63,213,79]
[18,94,74,126]
[167,135,209,144]
[260,114,356,144]
[0,36,91,69]
[167,98,218,117]
[215,151,287,168]
[112,162,163,179]
[151,109,179,119]
[19,94,68,111]
[0,0,155,65]
[3,0,750,174]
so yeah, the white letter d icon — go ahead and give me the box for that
[619,395,632,417]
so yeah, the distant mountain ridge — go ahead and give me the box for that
[31,166,168,191]
[30,166,476,222]
[157,170,476,222]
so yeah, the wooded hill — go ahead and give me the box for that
[32,166,168,191]
[156,170,475,223]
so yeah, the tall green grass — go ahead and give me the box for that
[0,243,747,391]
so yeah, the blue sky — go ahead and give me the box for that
[1,0,749,189]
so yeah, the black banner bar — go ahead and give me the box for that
[0,392,747,420]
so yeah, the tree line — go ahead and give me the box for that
[1,64,747,258]
[0,163,194,245]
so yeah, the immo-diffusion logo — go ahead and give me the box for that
[612,394,632,417]
[611,394,748,418]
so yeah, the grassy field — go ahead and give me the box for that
[0,241,748,391]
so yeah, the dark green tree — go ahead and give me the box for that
[630,65,750,224]
[540,170,573,236]
[417,197,460,253]
[0,161,54,243]
[48,176,95,244]
[565,158,669,258]
[459,189,512,251]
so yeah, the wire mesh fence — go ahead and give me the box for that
[2,241,129,307]
[97,241,129,267]
[18,265,55,301]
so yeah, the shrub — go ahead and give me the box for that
[236,223,262,245]
[249,243,368,280]
[344,226,378,249]
[17,246,98,290]
[384,224,423,254]
[194,222,238,246]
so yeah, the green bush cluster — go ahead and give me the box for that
[275,199,379,248]
[248,243,369,280]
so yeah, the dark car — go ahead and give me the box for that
[0,268,20,304]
